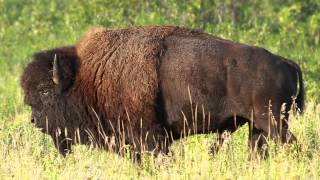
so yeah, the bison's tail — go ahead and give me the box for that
[295,68,305,113]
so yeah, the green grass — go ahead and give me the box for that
[0,1,320,179]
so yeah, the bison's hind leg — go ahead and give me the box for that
[250,101,300,159]
[248,124,269,159]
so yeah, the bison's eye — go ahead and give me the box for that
[42,90,49,96]
[39,89,50,97]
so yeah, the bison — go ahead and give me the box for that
[21,26,304,159]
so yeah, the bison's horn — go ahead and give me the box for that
[52,54,60,85]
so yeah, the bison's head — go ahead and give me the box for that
[21,47,78,134]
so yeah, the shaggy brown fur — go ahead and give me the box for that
[72,26,209,154]
[21,26,304,158]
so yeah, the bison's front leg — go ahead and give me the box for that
[128,125,171,162]
[142,130,170,155]
[52,131,72,156]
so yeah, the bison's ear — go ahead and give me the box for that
[52,52,78,93]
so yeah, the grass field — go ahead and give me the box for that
[0,1,320,179]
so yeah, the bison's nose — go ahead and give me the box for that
[31,111,37,124]
[31,115,37,123]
